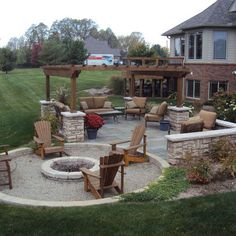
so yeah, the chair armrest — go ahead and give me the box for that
[52,135,64,142]
[80,167,101,179]
[0,144,9,154]
[33,136,44,144]
[123,143,145,152]
[110,140,131,145]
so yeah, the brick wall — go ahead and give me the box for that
[185,63,236,101]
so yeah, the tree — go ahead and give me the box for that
[151,44,169,58]
[94,28,119,48]
[25,23,48,47]
[128,43,155,57]
[63,39,87,64]
[38,39,66,65]
[0,47,16,73]
[49,18,97,41]
[118,32,145,55]
[31,43,42,66]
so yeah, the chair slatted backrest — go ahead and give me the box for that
[34,121,52,147]
[100,154,123,187]
[129,124,145,154]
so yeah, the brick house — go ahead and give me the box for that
[163,0,236,102]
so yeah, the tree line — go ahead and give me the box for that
[0,18,169,73]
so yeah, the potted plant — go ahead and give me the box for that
[84,114,105,139]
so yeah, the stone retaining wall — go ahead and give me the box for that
[166,120,236,165]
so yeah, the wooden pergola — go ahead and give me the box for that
[42,57,190,112]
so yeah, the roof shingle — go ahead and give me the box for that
[163,0,236,36]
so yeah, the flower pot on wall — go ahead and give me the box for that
[86,128,98,139]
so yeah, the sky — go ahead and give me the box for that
[0,0,217,47]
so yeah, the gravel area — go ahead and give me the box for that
[1,145,161,201]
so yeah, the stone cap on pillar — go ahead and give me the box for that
[168,106,191,112]
[40,100,53,105]
[61,111,85,118]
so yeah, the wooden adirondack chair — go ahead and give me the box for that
[0,144,12,189]
[80,153,125,199]
[34,121,64,159]
[110,123,147,166]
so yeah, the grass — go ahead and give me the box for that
[122,167,190,202]
[0,192,236,235]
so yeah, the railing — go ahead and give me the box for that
[123,57,185,67]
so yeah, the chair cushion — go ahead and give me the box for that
[145,113,162,121]
[80,97,94,109]
[103,101,112,109]
[80,101,88,110]
[126,108,140,114]
[126,101,138,109]
[132,97,147,108]
[149,105,159,114]
[157,101,168,116]
[199,110,217,129]
[94,97,106,109]
[180,118,204,133]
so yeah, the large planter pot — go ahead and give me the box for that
[86,128,98,139]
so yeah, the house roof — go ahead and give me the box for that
[84,36,121,57]
[163,0,236,36]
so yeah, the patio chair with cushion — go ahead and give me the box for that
[110,123,147,166]
[199,110,217,130]
[0,145,12,189]
[80,153,125,199]
[125,97,147,120]
[144,101,168,127]
[33,121,64,159]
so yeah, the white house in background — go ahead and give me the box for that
[84,36,121,65]
[163,0,236,101]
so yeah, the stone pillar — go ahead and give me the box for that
[168,106,191,131]
[40,100,55,118]
[61,111,85,142]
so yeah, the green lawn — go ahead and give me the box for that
[0,192,236,235]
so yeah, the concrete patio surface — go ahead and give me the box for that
[85,115,171,160]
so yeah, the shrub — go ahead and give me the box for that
[109,76,124,95]
[55,85,70,105]
[184,153,212,184]
[212,91,236,122]
[210,139,236,178]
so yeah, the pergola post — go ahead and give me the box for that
[176,77,184,107]
[46,75,50,101]
[70,76,77,113]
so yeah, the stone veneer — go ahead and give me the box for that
[61,111,85,142]
[168,106,191,131]
[166,119,236,165]
[40,100,55,118]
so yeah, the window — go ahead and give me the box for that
[214,31,227,59]
[186,80,200,98]
[209,81,228,98]
[174,37,185,56]
[188,32,202,59]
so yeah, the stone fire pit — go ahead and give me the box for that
[41,156,99,180]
